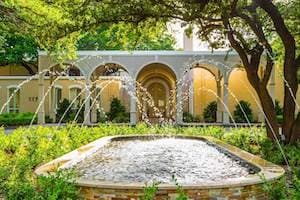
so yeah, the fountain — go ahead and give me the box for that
[35,135,284,200]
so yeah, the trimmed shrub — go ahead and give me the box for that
[56,99,84,123]
[183,112,201,123]
[183,112,194,123]
[275,100,283,124]
[107,98,129,123]
[0,112,36,126]
[233,100,254,123]
[203,101,217,122]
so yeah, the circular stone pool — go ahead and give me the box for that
[35,135,285,200]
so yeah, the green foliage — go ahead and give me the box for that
[36,171,81,200]
[0,124,299,199]
[183,112,201,123]
[275,100,284,124]
[0,34,38,74]
[233,100,254,123]
[172,175,188,200]
[56,99,84,123]
[77,22,175,50]
[203,101,217,123]
[107,98,129,123]
[141,182,159,200]
[0,112,36,126]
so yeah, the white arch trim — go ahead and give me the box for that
[6,85,20,113]
[54,84,63,89]
[134,61,178,81]
[48,62,87,77]
[87,61,130,80]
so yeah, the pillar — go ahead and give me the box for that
[38,71,45,124]
[216,78,222,123]
[91,85,98,123]
[49,70,56,123]
[84,80,91,125]
[268,66,276,103]
[130,82,137,125]
[222,73,230,124]
[188,71,194,115]
[176,82,183,124]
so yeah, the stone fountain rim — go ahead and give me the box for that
[34,134,285,189]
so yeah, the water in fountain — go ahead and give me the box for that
[73,137,254,184]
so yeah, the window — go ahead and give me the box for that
[8,87,20,113]
[55,87,62,110]
[70,87,82,109]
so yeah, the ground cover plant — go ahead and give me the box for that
[0,124,299,199]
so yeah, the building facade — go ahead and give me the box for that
[0,50,299,125]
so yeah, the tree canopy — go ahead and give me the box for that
[77,22,175,50]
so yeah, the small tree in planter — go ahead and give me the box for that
[234,100,254,123]
[203,101,217,123]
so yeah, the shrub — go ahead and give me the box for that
[107,98,129,123]
[183,112,202,123]
[56,99,84,123]
[183,112,194,123]
[275,100,283,124]
[0,112,36,126]
[203,101,217,122]
[233,100,254,123]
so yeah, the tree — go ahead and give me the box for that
[77,22,175,50]
[0,34,38,75]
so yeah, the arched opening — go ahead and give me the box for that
[89,63,130,123]
[43,64,85,123]
[136,63,176,123]
[182,63,222,123]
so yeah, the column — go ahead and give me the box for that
[83,80,91,125]
[38,71,45,124]
[49,70,56,123]
[130,82,137,125]
[91,85,97,123]
[268,66,276,103]
[222,74,230,124]
[176,82,183,124]
[216,78,222,123]
[188,71,194,115]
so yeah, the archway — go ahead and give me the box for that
[136,63,176,123]
[182,63,223,123]
[45,63,85,123]
[89,63,130,123]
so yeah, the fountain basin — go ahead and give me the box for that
[35,135,284,200]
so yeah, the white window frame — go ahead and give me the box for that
[54,85,63,110]
[7,85,20,113]
[69,85,82,109]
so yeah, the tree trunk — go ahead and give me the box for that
[258,87,280,141]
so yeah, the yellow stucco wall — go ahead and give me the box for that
[0,78,122,115]
[0,65,299,120]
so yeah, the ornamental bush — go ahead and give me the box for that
[0,125,299,199]
[0,112,36,126]
[203,101,217,122]
[107,97,129,123]
[233,100,254,123]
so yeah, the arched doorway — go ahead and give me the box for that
[136,63,176,123]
